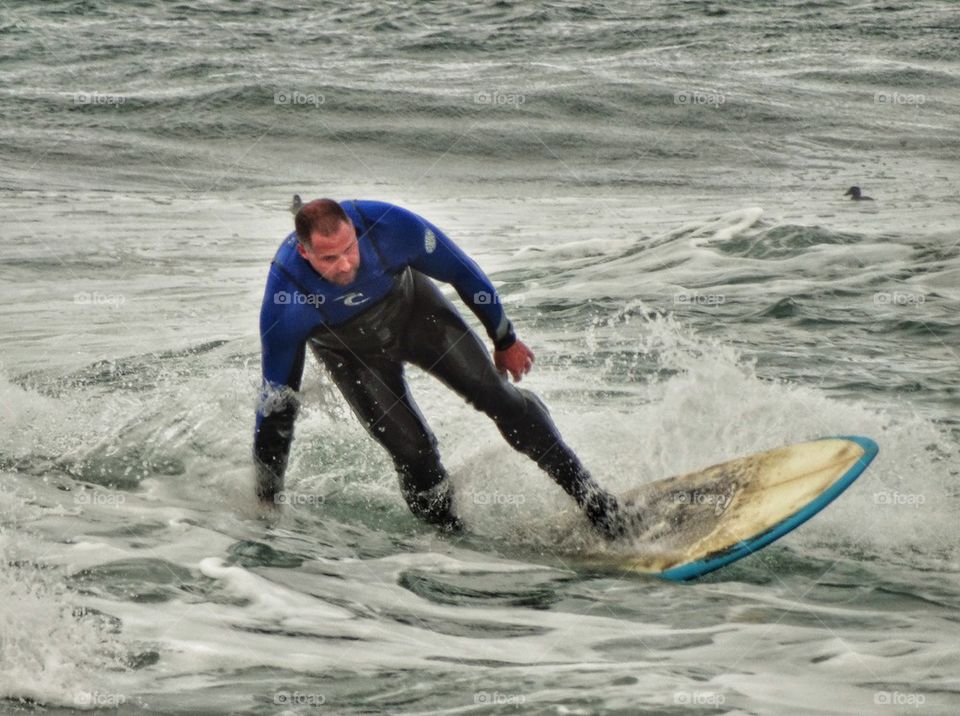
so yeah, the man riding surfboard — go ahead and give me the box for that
[254,198,624,538]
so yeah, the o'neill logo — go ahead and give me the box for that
[335,292,370,307]
[424,228,437,253]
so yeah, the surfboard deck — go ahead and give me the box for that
[582,436,878,581]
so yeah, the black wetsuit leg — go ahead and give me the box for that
[309,343,462,532]
[398,272,623,537]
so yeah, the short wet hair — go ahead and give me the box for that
[294,199,352,246]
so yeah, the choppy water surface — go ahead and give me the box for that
[1,1,958,713]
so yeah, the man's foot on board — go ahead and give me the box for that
[585,491,631,541]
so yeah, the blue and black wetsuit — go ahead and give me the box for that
[254,200,620,535]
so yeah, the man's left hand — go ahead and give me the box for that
[494,339,534,382]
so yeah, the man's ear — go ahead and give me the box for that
[296,241,308,259]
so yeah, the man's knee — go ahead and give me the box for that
[465,369,532,423]
[487,386,549,429]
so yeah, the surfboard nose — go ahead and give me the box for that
[822,435,879,463]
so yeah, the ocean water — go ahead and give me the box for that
[1,0,959,713]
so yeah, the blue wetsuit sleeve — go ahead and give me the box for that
[253,265,308,501]
[368,203,516,350]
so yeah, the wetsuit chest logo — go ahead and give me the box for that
[335,291,370,307]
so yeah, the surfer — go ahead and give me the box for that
[289,194,304,214]
[253,199,625,539]
[843,186,873,201]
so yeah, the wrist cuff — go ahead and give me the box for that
[494,328,517,352]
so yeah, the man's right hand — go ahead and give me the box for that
[254,402,298,506]
[254,460,283,507]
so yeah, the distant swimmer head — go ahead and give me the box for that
[843,186,873,201]
[289,194,304,214]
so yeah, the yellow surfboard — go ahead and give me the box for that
[587,436,878,580]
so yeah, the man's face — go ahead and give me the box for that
[296,220,361,286]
